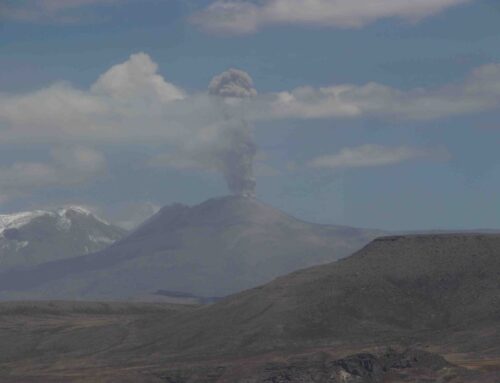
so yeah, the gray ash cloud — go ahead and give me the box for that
[209,68,258,99]
[209,69,257,197]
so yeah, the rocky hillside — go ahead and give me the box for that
[0,234,499,381]
[136,234,500,358]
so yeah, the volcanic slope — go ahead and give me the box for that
[0,196,381,300]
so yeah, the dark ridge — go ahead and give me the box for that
[154,290,223,304]
[374,233,500,242]
[131,233,500,358]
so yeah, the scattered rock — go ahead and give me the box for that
[228,349,464,383]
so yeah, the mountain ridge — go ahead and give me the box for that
[0,205,126,271]
[0,195,383,300]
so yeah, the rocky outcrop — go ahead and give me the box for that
[158,349,471,383]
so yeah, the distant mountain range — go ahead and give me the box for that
[0,206,126,271]
[0,196,383,300]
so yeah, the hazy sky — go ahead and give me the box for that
[1,0,500,230]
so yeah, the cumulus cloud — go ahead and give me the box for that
[308,145,449,170]
[0,147,106,201]
[269,63,500,121]
[92,53,185,103]
[2,54,500,144]
[0,83,107,140]
[0,54,260,198]
[0,53,187,142]
[271,86,362,119]
[191,0,471,34]
[1,52,500,201]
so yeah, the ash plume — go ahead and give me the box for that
[209,68,257,98]
[209,69,257,197]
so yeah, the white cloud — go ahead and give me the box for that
[308,144,449,170]
[270,86,362,119]
[92,53,185,103]
[2,54,500,146]
[0,147,106,201]
[0,53,187,142]
[191,0,471,34]
[269,63,500,121]
[0,53,262,199]
[0,83,108,140]
[1,52,499,201]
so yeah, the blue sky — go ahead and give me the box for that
[1,0,500,230]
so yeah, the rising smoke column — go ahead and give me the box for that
[208,69,257,198]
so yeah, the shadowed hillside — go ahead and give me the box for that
[133,234,500,358]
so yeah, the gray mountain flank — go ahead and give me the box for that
[0,196,382,300]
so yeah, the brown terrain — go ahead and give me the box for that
[0,234,499,382]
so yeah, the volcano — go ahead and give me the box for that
[0,196,381,300]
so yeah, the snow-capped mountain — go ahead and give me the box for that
[0,196,384,300]
[0,206,126,271]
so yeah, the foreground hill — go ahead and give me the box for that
[129,233,500,358]
[0,206,126,271]
[0,234,498,382]
[0,196,381,300]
